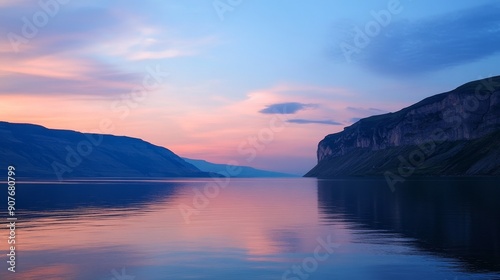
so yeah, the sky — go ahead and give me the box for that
[1,0,499,175]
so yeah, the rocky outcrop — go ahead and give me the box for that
[0,122,212,180]
[306,76,500,177]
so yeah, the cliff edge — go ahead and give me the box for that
[305,76,500,177]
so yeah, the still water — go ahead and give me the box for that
[1,178,499,280]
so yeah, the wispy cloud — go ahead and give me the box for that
[287,119,342,125]
[0,54,141,96]
[259,102,318,114]
[0,0,31,7]
[345,107,387,123]
[331,3,500,75]
[0,2,215,97]
[346,107,386,114]
[121,36,217,61]
[127,49,195,61]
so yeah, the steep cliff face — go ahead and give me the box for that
[0,122,212,180]
[306,76,500,177]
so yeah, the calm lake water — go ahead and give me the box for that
[1,178,499,280]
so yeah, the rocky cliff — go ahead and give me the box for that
[305,76,500,177]
[0,122,212,180]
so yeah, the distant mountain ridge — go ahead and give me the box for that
[182,158,297,178]
[306,76,500,177]
[0,122,212,180]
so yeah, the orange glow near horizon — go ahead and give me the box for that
[0,81,405,173]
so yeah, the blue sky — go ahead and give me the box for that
[1,0,499,174]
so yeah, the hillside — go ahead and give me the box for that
[183,158,297,178]
[0,122,211,180]
[306,76,500,177]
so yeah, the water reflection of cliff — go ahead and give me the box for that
[317,178,500,272]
